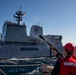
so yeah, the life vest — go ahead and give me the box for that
[59,56,76,75]
[72,54,76,60]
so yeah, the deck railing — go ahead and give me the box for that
[0,69,7,75]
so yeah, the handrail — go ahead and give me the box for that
[0,69,7,75]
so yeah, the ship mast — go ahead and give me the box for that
[14,6,26,25]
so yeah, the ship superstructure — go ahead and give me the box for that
[0,6,64,75]
[0,6,63,59]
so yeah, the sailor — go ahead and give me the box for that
[51,42,76,75]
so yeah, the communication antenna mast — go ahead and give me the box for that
[14,5,26,25]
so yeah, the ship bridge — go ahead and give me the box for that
[1,6,29,42]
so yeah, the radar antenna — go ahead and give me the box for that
[14,5,26,25]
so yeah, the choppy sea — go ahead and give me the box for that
[0,57,56,75]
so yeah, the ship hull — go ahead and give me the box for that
[0,45,50,58]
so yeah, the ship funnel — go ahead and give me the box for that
[30,25,43,37]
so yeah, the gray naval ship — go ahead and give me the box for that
[0,6,63,75]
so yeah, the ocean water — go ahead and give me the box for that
[0,57,56,75]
